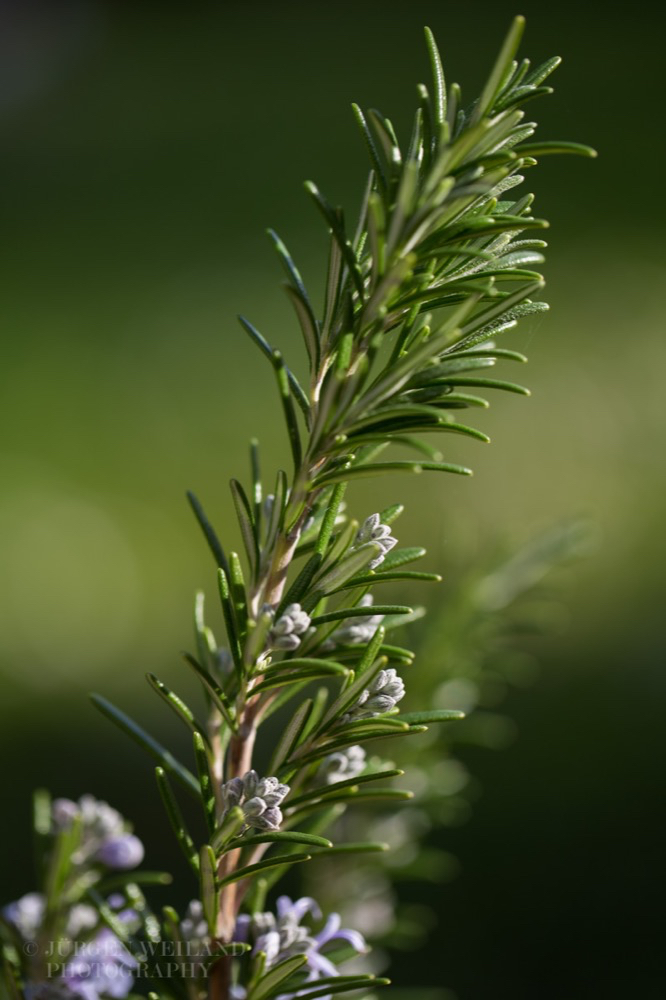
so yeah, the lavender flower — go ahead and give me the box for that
[94,835,144,871]
[320,745,366,785]
[51,796,144,872]
[180,899,209,951]
[268,603,311,651]
[2,892,45,940]
[5,899,135,1000]
[240,896,366,999]
[65,904,99,937]
[355,514,397,569]
[345,668,405,721]
[61,928,137,1000]
[221,770,290,831]
[4,895,111,944]
[52,795,124,841]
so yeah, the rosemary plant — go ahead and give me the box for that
[1,16,594,1000]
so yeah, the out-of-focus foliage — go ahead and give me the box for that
[303,522,593,972]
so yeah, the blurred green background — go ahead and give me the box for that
[1,1,664,997]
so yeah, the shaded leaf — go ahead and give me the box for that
[91,694,199,799]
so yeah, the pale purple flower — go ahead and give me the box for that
[220,771,290,832]
[246,896,367,999]
[355,514,397,569]
[180,900,209,949]
[65,905,98,937]
[269,604,312,651]
[62,928,136,1000]
[51,796,144,873]
[4,890,136,1000]
[94,835,144,871]
[2,892,45,940]
[345,667,405,721]
[53,796,124,842]
[320,746,366,785]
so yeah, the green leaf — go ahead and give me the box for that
[278,552,324,613]
[313,461,472,487]
[250,437,263,524]
[146,673,210,747]
[229,549,250,636]
[249,954,309,1000]
[368,109,402,174]
[259,678,311,722]
[523,55,562,87]
[90,694,200,799]
[293,725,424,768]
[473,16,526,123]
[267,229,312,306]
[268,229,321,370]
[217,852,311,888]
[186,490,230,577]
[517,141,597,157]
[230,479,260,581]
[182,653,236,731]
[459,347,528,362]
[238,314,311,421]
[331,570,442,591]
[154,767,199,874]
[381,546,427,570]
[285,284,321,373]
[310,604,412,626]
[432,376,530,395]
[316,482,348,555]
[304,181,365,299]
[200,844,219,936]
[211,805,246,852]
[424,26,447,138]
[217,567,243,671]
[227,830,332,851]
[398,709,466,724]
[193,732,218,835]
[336,714,410,732]
[351,103,387,191]
[269,698,314,773]
[453,279,544,346]
[263,657,349,676]
[309,841,389,856]
[252,665,349,695]
[295,787,413,808]
[194,589,217,673]
[273,350,303,471]
[313,542,384,594]
[287,769,404,807]
[322,231,344,343]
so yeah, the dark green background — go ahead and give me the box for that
[1,2,664,998]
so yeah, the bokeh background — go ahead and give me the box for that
[1,2,664,998]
